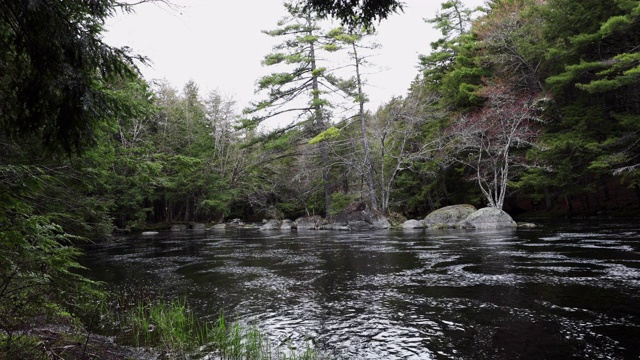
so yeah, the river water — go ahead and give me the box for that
[80,221,640,359]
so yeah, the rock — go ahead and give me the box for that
[141,231,159,236]
[295,216,324,230]
[210,223,227,230]
[457,207,517,229]
[280,219,293,230]
[319,223,352,231]
[170,224,188,231]
[424,204,477,228]
[191,223,206,230]
[260,219,282,230]
[331,202,390,230]
[517,222,538,228]
[387,212,408,226]
[402,219,425,229]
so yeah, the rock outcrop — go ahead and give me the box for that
[401,219,425,229]
[331,202,390,230]
[295,216,325,230]
[424,204,477,228]
[457,207,517,229]
[259,219,282,230]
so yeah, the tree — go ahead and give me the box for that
[517,0,640,210]
[419,0,481,88]
[244,2,344,215]
[301,0,403,29]
[372,92,443,214]
[474,0,547,93]
[544,0,640,183]
[0,0,146,153]
[325,26,380,210]
[448,82,544,209]
[419,2,485,111]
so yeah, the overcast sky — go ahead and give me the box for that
[104,0,484,117]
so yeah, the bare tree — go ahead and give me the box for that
[372,92,443,213]
[449,82,544,209]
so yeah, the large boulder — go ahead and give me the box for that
[280,219,293,230]
[331,202,390,230]
[457,207,517,229]
[402,219,425,229]
[210,223,227,230]
[260,219,282,230]
[424,204,477,228]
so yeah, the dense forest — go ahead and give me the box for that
[1,0,639,357]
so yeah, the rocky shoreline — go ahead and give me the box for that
[157,203,538,233]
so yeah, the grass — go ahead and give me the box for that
[101,291,320,359]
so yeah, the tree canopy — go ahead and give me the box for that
[301,0,404,28]
[0,0,146,153]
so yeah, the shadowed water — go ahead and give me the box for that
[80,221,640,359]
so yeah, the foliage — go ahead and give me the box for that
[0,165,102,356]
[0,0,146,153]
[301,0,403,29]
[101,292,319,359]
[329,192,359,215]
[447,82,544,209]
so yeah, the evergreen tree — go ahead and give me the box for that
[244,2,344,215]
[0,0,146,153]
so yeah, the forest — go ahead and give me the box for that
[1,0,639,357]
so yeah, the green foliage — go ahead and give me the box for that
[302,0,402,29]
[309,126,341,144]
[0,0,146,153]
[329,192,359,215]
[0,165,102,356]
[102,293,319,359]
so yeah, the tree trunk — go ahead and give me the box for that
[309,39,332,215]
[352,42,378,211]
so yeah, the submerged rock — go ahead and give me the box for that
[191,223,206,230]
[457,207,517,229]
[170,224,188,231]
[424,204,477,228]
[517,222,539,228]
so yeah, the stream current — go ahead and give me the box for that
[80,220,640,359]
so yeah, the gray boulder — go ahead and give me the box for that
[331,202,390,230]
[402,219,425,229]
[295,216,324,230]
[280,219,293,230]
[457,207,517,229]
[424,204,477,228]
[260,219,282,230]
[210,223,227,230]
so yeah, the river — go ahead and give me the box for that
[80,220,640,359]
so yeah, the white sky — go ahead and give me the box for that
[104,0,484,119]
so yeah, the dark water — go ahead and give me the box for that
[80,221,640,359]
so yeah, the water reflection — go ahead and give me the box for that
[80,222,640,359]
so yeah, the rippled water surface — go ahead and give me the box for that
[80,221,640,359]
